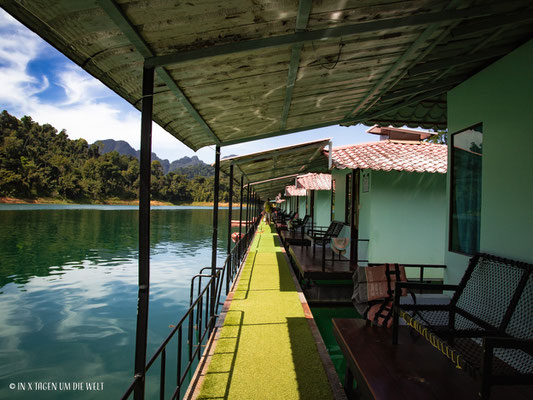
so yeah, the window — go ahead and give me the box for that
[450,124,483,255]
[345,173,352,224]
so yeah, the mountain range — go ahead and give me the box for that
[94,139,212,176]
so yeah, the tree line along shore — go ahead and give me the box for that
[0,110,240,205]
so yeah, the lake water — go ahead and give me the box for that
[0,205,237,399]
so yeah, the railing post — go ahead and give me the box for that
[226,165,233,293]
[239,176,244,262]
[210,145,221,323]
[245,184,250,233]
[134,65,154,400]
[252,191,255,223]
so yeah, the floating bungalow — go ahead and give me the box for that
[329,126,448,276]
[3,1,532,399]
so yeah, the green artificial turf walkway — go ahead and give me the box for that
[197,223,334,399]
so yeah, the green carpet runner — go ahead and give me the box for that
[197,223,333,399]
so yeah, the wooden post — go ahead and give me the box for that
[134,65,154,400]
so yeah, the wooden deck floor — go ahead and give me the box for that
[279,229,311,246]
[192,223,343,399]
[288,244,353,280]
[333,318,532,400]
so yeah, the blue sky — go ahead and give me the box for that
[0,9,376,163]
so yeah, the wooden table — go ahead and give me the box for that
[332,318,531,400]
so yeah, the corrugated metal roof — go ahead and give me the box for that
[285,185,307,197]
[3,1,532,150]
[296,173,332,191]
[220,138,330,198]
[330,140,447,173]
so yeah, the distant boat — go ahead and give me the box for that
[231,232,243,243]
[231,220,251,227]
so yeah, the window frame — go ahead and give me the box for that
[448,122,483,256]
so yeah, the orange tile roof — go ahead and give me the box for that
[296,173,332,191]
[284,185,307,196]
[330,140,447,174]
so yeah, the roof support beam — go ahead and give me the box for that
[229,140,329,165]
[343,0,465,119]
[343,23,440,118]
[243,159,326,179]
[450,9,533,38]
[97,0,221,148]
[379,76,466,103]
[408,46,512,76]
[279,44,303,130]
[299,144,327,172]
[360,86,451,123]
[222,123,345,147]
[155,67,221,145]
[96,0,152,58]
[250,174,299,186]
[144,4,514,68]
[223,86,450,147]
[279,0,312,131]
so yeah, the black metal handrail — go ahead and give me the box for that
[121,215,261,400]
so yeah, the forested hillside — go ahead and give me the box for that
[94,139,214,177]
[0,111,235,203]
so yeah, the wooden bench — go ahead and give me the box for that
[392,253,533,399]
[332,318,531,400]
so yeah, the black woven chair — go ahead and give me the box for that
[305,220,345,271]
[290,215,309,236]
[392,253,533,399]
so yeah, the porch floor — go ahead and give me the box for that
[289,244,353,280]
[195,223,335,399]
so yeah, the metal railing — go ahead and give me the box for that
[121,215,261,400]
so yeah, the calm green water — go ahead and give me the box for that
[0,205,236,399]
[311,306,361,388]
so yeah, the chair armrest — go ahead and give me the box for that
[307,226,330,234]
[307,233,331,241]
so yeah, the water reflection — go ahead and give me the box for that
[0,207,232,287]
[0,205,236,399]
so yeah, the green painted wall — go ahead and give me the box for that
[445,39,533,284]
[331,169,351,223]
[298,196,306,219]
[330,166,446,269]
[367,170,447,265]
[314,190,332,228]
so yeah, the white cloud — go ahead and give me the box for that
[0,9,203,162]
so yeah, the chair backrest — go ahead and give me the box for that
[451,253,533,335]
[300,215,310,225]
[324,220,345,239]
